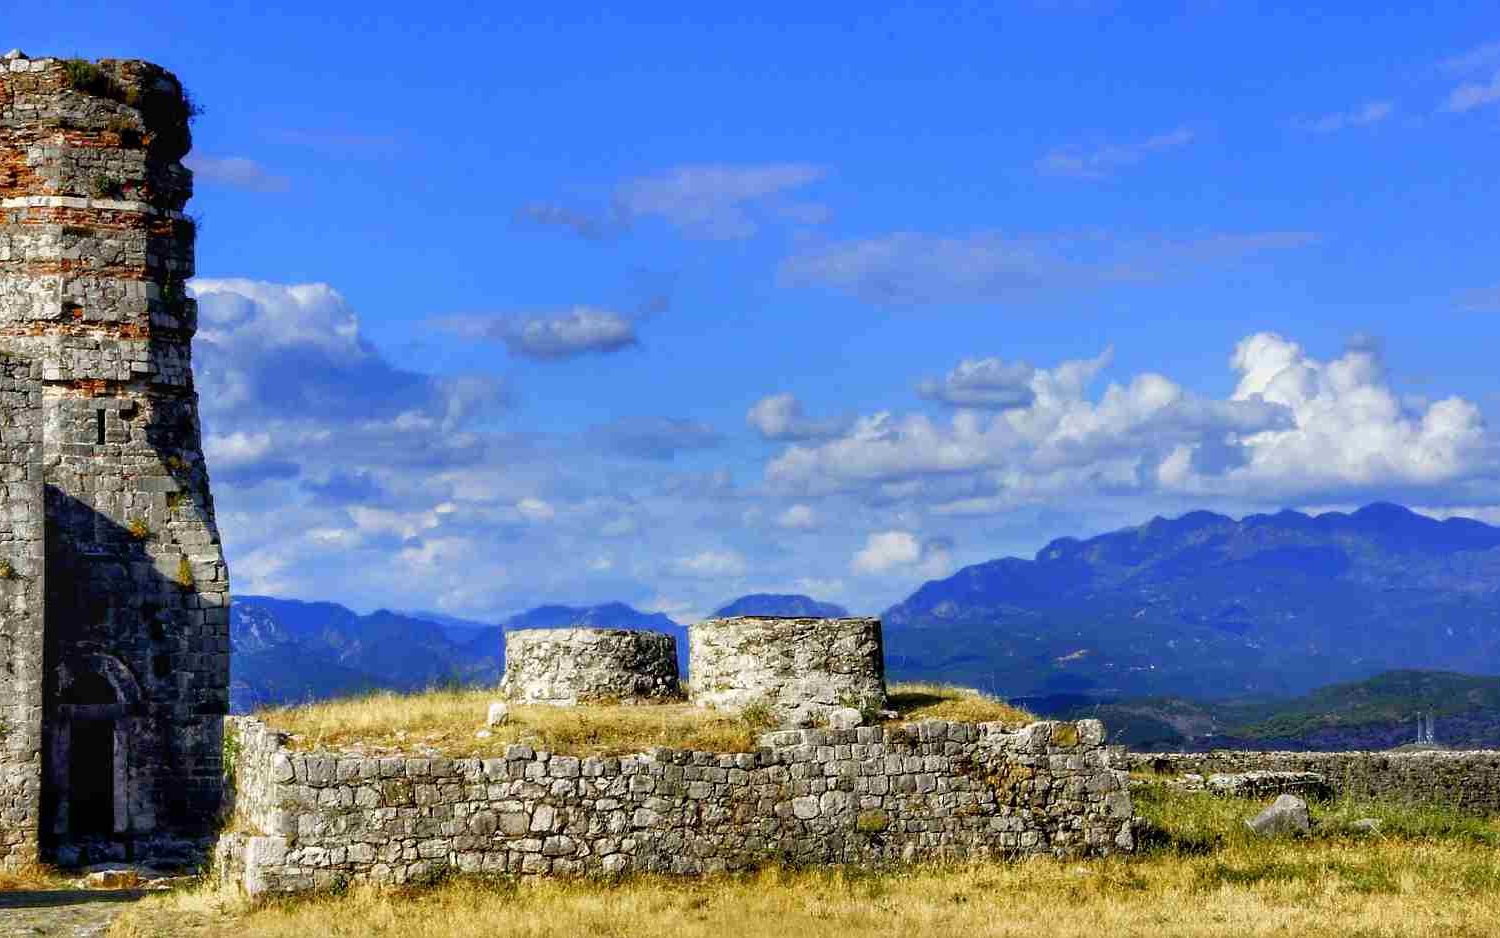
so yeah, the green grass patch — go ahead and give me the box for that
[1133,781,1500,857]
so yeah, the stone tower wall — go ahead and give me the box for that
[500,628,680,705]
[0,353,44,866]
[0,53,230,859]
[689,616,887,726]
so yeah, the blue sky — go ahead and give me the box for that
[15,2,1500,620]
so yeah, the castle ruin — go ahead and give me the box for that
[0,52,230,867]
[220,622,1135,890]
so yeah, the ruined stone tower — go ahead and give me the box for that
[0,52,230,866]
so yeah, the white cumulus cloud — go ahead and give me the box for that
[617,163,827,240]
[674,550,749,578]
[1444,73,1500,113]
[1293,100,1394,133]
[767,333,1493,507]
[1036,128,1195,180]
[184,155,290,192]
[917,357,1041,409]
[776,504,818,530]
[440,307,638,361]
[516,497,556,522]
[851,531,953,578]
[1198,332,1489,492]
[747,393,847,441]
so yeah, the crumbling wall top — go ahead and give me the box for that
[1,52,196,206]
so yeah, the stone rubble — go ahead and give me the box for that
[827,707,865,731]
[1206,771,1330,800]
[1245,794,1310,836]
[1348,817,1382,834]
[1145,770,1332,801]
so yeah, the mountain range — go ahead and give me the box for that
[231,594,782,710]
[231,503,1500,731]
[229,591,862,710]
[1032,669,1500,752]
[884,502,1500,699]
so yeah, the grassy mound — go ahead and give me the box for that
[885,682,1034,726]
[252,683,1035,758]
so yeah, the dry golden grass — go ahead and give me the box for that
[885,682,1035,726]
[254,683,1034,759]
[112,834,1500,938]
[256,687,758,758]
[113,786,1500,937]
[0,861,74,892]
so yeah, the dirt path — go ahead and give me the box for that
[0,889,146,937]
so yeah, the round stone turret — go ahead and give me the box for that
[500,628,681,705]
[688,616,887,726]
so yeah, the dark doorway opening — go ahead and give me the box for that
[68,719,115,836]
[62,668,121,839]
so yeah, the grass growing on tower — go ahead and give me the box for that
[883,682,1034,726]
[256,687,760,758]
[252,683,1035,759]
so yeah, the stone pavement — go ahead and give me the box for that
[0,888,146,937]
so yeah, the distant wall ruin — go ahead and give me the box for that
[1128,750,1500,814]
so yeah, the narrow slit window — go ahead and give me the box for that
[95,409,106,445]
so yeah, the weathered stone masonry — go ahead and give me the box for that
[0,354,44,864]
[500,628,680,706]
[216,715,1134,894]
[0,52,230,866]
[690,616,886,726]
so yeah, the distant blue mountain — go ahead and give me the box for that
[712,594,851,618]
[229,596,684,711]
[397,609,500,643]
[1032,669,1500,752]
[502,602,679,632]
[464,602,688,673]
[882,503,1500,699]
[230,596,478,711]
[232,503,1500,712]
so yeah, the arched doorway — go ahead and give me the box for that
[46,654,142,852]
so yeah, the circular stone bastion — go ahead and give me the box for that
[688,616,887,725]
[500,628,681,705]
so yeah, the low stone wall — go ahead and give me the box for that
[1127,750,1500,814]
[500,628,680,705]
[216,716,1134,894]
[689,616,886,726]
